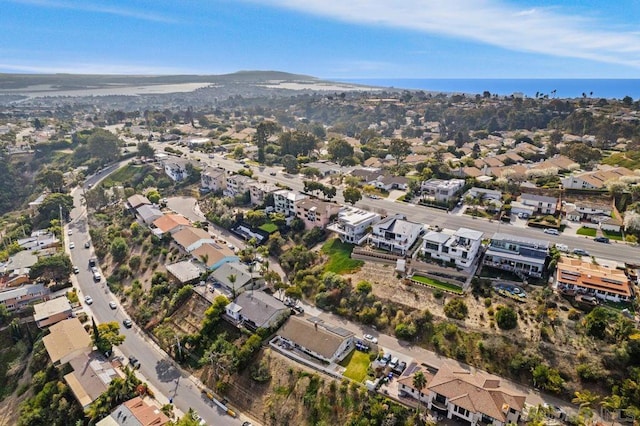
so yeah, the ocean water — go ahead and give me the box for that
[339,78,640,100]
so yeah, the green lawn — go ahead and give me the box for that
[101,164,145,188]
[340,350,370,382]
[576,227,597,237]
[321,238,363,274]
[411,274,464,294]
[602,229,624,241]
[259,222,278,234]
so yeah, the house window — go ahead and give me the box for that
[435,393,447,404]
[454,406,469,417]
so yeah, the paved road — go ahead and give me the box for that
[67,189,244,425]
[158,143,640,265]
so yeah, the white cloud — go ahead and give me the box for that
[253,0,640,68]
[7,0,178,23]
[0,61,191,75]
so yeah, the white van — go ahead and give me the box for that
[555,243,569,252]
[543,228,559,235]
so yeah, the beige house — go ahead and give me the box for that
[294,198,342,230]
[33,297,73,328]
[172,226,215,252]
[277,316,354,363]
[200,166,227,192]
[249,182,279,206]
[152,214,191,234]
[97,397,170,426]
[42,318,92,365]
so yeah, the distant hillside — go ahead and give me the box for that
[0,70,318,91]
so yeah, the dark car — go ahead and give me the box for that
[594,236,610,243]
[89,258,97,267]
[84,241,90,249]
[128,356,140,369]
[573,248,590,256]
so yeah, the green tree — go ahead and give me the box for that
[110,237,129,263]
[327,137,355,165]
[136,141,155,158]
[583,307,616,340]
[29,254,72,283]
[600,395,622,425]
[92,321,126,354]
[35,168,65,193]
[284,285,303,305]
[388,138,412,165]
[0,304,11,325]
[343,187,362,205]
[228,274,238,299]
[245,210,267,228]
[443,298,468,320]
[282,154,299,173]
[146,189,161,204]
[532,364,564,393]
[572,389,599,424]
[412,371,427,416]
[87,128,121,164]
[495,305,518,329]
[38,193,74,222]
[84,186,110,211]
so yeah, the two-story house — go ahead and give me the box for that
[367,214,423,255]
[421,179,465,203]
[556,257,634,303]
[327,207,381,245]
[421,227,484,268]
[0,284,50,313]
[294,198,342,231]
[248,182,279,207]
[200,166,227,193]
[399,362,526,426]
[224,174,257,198]
[561,166,633,190]
[163,159,190,182]
[519,193,557,215]
[483,233,550,278]
[273,190,308,219]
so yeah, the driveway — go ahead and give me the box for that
[166,196,206,222]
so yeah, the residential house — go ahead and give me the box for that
[42,318,92,365]
[294,198,342,231]
[566,201,612,221]
[276,316,354,363]
[225,291,289,331]
[224,174,256,198]
[97,396,170,426]
[126,194,151,210]
[165,260,206,284]
[172,226,215,253]
[509,201,535,218]
[397,365,437,404]
[1,250,38,287]
[463,187,502,202]
[483,233,550,278]
[367,214,423,255]
[163,159,190,182]
[401,362,526,426]
[0,284,50,312]
[368,174,409,191]
[420,179,465,203]
[65,352,118,409]
[421,227,484,268]
[519,193,558,215]
[18,230,60,251]
[191,242,238,270]
[327,207,381,245]
[273,190,308,219]
[248,182,279,206]
[600,216,623,233]
[350,167,382,183]
[561,166,634,190]
[305,161,343,177]
[28,193,48,214]
[200,166,227,193]
[556,257,634,302]
[152,214,191,235]
[211,262,263,296]
[33,297,73,328]
[136,204,163,225]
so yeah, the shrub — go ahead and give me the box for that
[443,298,468,320]
[495,305,518,330]
[395,322,417,340]
[567,309,581,321]
[484,297,492,308]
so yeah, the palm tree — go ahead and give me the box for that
[600,395,622,425]
[572,390,599,425]
[412,371,427,418]
[227,274,237,299]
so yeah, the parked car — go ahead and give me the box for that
[543,228,559,235]
[363,334,378,344]
[84,296,93,305]
[89,258,97,267]
[393,361,407,374]
[594,236,610,243]
[123,318,133,328]
[69,242,75,249]
[128,356,140,369]
[269,171,276,176]
[555,243,569,252]
[109,301,117,310]
[84,241,90,249]
[67,230,73,236]
[73,266,80,274]
[380,353,392,365]
[389,357,399,368]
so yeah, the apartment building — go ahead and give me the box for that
[294,198,342,230]
[248,182,279,206]
[273,190,307,218]
[200,166,227,192]
[223,174,256,198]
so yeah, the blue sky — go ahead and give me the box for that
[1,0,640,78]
